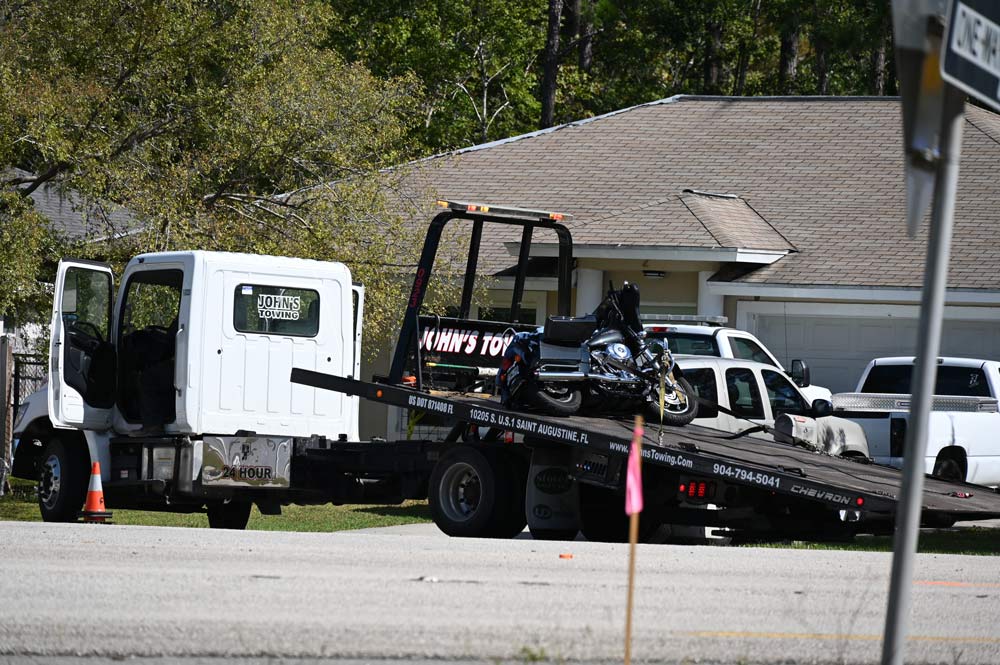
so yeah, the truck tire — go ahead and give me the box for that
[645,377,699,427]
[932,456,965,483]
[488,450,529,538]
[38,438,90,523]
[577,483,657,543]
[430,446,512,538]
[207,501,252,529]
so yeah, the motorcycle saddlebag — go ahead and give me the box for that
[543,315,598,345]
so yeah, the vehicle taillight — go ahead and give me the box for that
[682,480,716,500]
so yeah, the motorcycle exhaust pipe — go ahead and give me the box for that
[536,370,642,385]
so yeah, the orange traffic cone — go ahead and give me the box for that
[80,462,113,523]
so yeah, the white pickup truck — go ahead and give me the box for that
[676,356,868,458]
[833,356,1000,487]
[643,318,832,403]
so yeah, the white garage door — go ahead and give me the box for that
[749,309,1000,393]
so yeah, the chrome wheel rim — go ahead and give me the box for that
[39,453,62,510]
[439,462,482,523]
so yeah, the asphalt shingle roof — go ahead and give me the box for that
[399,96,1000,290]
[6,168,138,240]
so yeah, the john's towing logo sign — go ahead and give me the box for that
[418,323,523,359]
[257,294,301,321]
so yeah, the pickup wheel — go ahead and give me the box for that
[38,438,90,523]
[926,457,965,529]
[207,501,252,529]
[430,446,510,538]
[932,457,965,483]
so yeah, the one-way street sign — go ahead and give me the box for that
[941,0,1000,112]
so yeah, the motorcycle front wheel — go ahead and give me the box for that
[529,383,583,416]
[645,376,699,426]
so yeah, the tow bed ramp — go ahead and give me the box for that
[291,369,1000,522]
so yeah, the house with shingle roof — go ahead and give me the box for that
[394,95,1000,393]
[7,167,140,242]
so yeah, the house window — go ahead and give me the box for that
[476,291,546,325]
[234,285,320,337]
[641,303,698,316]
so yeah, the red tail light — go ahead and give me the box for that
[683,480,716,500]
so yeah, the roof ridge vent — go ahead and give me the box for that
[682,188,741,199]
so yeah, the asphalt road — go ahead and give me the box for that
[1,521,998,665]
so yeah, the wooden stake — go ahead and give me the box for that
[624,426,643,665]
[624,510,639,665]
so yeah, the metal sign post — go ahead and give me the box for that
[884,1,1000,664]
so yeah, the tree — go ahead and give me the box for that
[0,0,441,353]
[327,0,546,149]
[540,0,565,128]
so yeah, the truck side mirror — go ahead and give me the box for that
[790,359,810,387]
[810,399,833,418]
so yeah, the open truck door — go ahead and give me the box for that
[48,260,116,430]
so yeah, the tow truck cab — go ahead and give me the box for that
[15,251,364,517]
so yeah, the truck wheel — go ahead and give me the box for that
[488,450,528,538]
[207,501,252,529]
[38,438,89,523]
[645,377,699,427]
[578,483,657,543]
[926,457,964,529]
[430,446,508,538]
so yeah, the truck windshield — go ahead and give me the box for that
[861,365,991,397]
[645,332,720,357]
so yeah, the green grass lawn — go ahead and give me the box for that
[757,528,1000,556]
[5,476,998,554]
[1,477,432,531]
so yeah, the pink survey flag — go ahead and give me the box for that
[625,417,644,515]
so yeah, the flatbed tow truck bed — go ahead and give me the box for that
[290,200,1000,541]
[292,370,1000,529]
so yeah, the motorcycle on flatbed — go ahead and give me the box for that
[497,281,699,426]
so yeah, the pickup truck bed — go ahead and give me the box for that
[292,369,1000,524]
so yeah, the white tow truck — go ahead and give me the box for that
[10,251,438,528]
[833,356,1000,486]
[12,203,1000,539]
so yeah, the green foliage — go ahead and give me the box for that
[328,0,547,150]
[0,0,440,353]
[0,191,55,326]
